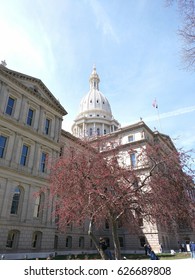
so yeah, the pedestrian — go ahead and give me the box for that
[190,241,195,259]
[159,243,163,253]
[144,244,148,255]
[99,237,113,260]
[181,243,186,252]
[150,250,159,260]
[147,244,151,255]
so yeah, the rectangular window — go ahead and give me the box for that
[27,108,34,126]
[0,135,7,158]
[40,152,47,172]
[130,153,136,167]
[45,118,50,135]
[6,97,15,116]
[20,145,29,166]
[10,187,21,215]
[128,135,134,142]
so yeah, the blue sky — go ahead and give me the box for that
[0,0,194,152]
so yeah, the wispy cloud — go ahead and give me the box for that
[145,106,195,122]
[121,105,195,129]
[88,0,119,43]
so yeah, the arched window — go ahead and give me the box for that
[6,230,20,249]
[97,128,100,136]
[33,193,44,218]
[10,187,22,215]
[32,231,42,249]
[89,128,93,136]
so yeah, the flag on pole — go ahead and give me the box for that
[152,99,158,109]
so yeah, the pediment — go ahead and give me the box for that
[0,66,67,116]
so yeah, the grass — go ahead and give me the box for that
[51,252,191,260]
[155,252,191,260]
[123,252,191,260]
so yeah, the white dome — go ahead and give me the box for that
[72,66,120,138]
[78,66,112,118]
[79,89,112,116]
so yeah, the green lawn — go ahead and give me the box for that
[52,252,191,260]
[123,252,191,260]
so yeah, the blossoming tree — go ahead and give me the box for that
[49,137,195,259]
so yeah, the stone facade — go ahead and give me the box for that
[0,65,66,257]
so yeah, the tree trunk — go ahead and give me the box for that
[110,217,121,260]
[88,218,107,260]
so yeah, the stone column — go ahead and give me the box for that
[18,96,27,124]
[102,123,104,135]
[38,107,45,134]
[1,179,13,218]
[20,183,30,222]
[82,122,85,137]
[0,82,7,114]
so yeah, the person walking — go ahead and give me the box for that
[190,241,195,259]
[99,237,113,260]
[159,243,163,253]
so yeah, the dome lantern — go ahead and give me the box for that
[89,65,100,90]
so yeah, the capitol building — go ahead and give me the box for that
[0,63,194,259]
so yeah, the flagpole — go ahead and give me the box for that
[156,106,162,132]
[152,98,162,132]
